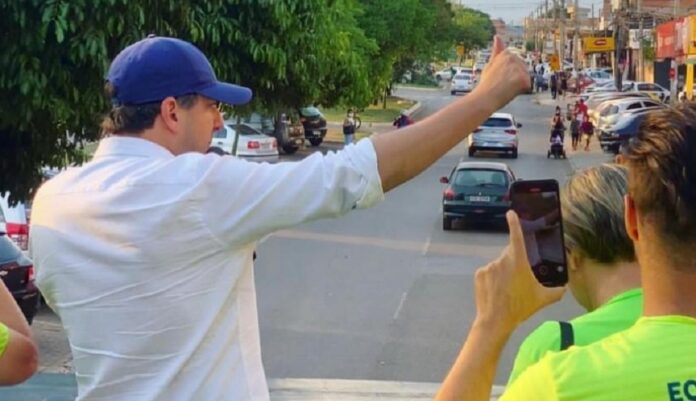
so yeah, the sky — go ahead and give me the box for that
[452,0,605,25]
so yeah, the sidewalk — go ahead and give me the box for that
[533,92,614,171]
[0,375,506,401]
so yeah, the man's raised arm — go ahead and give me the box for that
[372,37,531,192]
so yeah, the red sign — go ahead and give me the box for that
[657,20,677,59]
[594,39,607,46]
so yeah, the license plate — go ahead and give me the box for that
[262,143,270,149]
[469,196,490,202]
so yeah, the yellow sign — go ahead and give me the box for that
[582,37,615,53]
[456,45,466,57]
[549,54,560,71]
[688,15,696,55]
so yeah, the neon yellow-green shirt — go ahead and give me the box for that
[508,288,643,384]
[499,315,696,401]
[0,323,8,358]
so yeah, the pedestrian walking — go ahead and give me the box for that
[342,109,356,145]
[550,73,558,99]
[560,71,568,98]
[570,115,580,151]
[580,113,594,151]
[30,35,530,401]
[393,110,413,129]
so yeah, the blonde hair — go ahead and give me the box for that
[561,164,635,263]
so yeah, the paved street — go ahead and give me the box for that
[24,86,614,398]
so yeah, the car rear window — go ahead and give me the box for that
[453,169,508,187]
[481,117,513,128]
[234,125,261,136]
[0,235,21,263]
[454,74,470,80]
[213,127,227,139]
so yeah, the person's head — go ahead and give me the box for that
[624,104,696,273]
[562,164,637,310]
[100,36,253,155]
[579,98,585,105]
[346,109,354,117]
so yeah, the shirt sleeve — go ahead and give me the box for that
[499,357,559,401]
[0,323,9,359]
[507,321,562,385]
[199,138,385,247]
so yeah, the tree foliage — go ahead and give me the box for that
[0,0,489,201]
[452,7,495,53]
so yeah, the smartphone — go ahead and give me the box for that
[509,179,568,287]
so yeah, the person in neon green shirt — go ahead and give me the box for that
[508,164,642,384]
[435,104,696,401]
[0,278,38,385]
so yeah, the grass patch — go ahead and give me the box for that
[323,96,416,123]
[324,128,373,143]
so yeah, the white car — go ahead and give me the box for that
[596,98,663,129]
[623,81,670,102]
[0,193,29,251]
[434,68,453,81]
[451,74,474,94]
[209,124,279,163]
[468,112,521,159]
[586,70,613,85]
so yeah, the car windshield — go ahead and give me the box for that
[0,235,21,263]
[481,117,512,128]
[233,124,261,136]
[301,107,322,117]
[453,169,508,187]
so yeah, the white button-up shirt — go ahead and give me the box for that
[30,136,384,401]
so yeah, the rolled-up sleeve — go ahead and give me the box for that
[198,139,385,247]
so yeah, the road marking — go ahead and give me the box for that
[392,292,408,320]
[272,230,503,258]
[421,235,431,255]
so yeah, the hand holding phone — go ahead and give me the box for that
[509,179,568,287]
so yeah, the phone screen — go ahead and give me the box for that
[510,180,568,287]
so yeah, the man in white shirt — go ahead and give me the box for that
[30,35,529,401]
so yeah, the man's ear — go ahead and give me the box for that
[624,195,639,242]
[159,97,180,133]
[568,248,583,272]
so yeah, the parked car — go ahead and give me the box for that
[468,112,521,158]
[299,106,328,147]
[623,81,670,102]
[586,70,613,85]
[0,194,29,251]
[451,73,474,95]
[209,124,279,163]
[440,161,516,230]
[434,68,453,81]
[0,232,38,324]
[232,112,304,155]
[594,97,662,129]
[598,109,652,154]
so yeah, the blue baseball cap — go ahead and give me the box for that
[107,36,252,106]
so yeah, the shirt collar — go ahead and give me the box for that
[93,136,175,160]
[602,288,643,308]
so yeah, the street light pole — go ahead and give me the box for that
[637,0,643,81]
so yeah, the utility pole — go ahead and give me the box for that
[637,0,643,81]
[553,0,559,55]
[560,0,566,66]
[574,0,580,69]
[614,0,626,91]
[591,4,595,35]
[671,0,679,103]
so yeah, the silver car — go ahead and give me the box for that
[468,113,521,159]
[451,73,474,95]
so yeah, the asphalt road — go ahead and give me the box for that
[31,86,586,386]
[255,87,583,385]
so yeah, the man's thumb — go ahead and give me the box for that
[492,35,505,58]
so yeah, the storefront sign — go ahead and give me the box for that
[657,20,677,59]
[688,15,696,55]
[582,36,615,53]
[675,17,687,58]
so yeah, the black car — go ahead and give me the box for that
[440,161,516,230]
[0,232,38,324]
[598,109,652,154]
[299,106,328,146]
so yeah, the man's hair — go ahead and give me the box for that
[100,83,198,135]
[561,164,634,264]
[624,103,696,265]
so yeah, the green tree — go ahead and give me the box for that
[452,7,494,54]
[0,0,374,201]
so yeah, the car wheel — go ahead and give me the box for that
[443,216,453,231]
[435,74,442,80]
[309,138,323,147]
[468,147,475,157]
[451,90,456,95]
[282,144,299,155]
[511,149,518,159]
